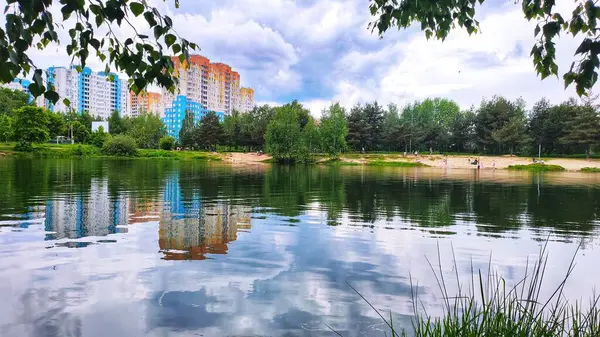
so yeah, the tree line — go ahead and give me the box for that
[2,85,600,160]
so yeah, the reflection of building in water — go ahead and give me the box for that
[44,179,129,240]
[159,202,252,260]
[128,199,162,224]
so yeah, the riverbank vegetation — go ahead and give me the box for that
[3,86,600,162]
[346,245,599,337]
[508,164,566,172]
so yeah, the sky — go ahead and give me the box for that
[3,0,595,115]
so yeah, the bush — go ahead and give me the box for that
[581,167,600,172]
[14,140,33,152]
[367,160,428,167]
[71,144,99,157]
[159,136,175,150]
[90,128,109,148]
[102,135,138,156]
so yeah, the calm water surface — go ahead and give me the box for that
[0,159,599,336]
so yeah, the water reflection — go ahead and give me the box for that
[0,159,599,336]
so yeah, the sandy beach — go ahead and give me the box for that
[223,152,600,171]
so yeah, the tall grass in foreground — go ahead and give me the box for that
[337,243,599,337]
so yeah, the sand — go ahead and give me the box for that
[223,152,600,171]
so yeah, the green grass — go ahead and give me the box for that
[507,163,566,172]
[0,142,223,161]
[338,243,599,337]
[367,160,428,167]
[581,167,600,173]
[318,158,360,166]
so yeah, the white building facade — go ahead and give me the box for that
[47,66,130,119]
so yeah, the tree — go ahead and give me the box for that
[363,101,385,151]
[0,87,30,117]
[159,136,175,150]
[320,103,348,158]
[491,116,531,155]
[108,111,127,135]
[196,111,224,151]
[368,0,600,95]
[47,111,67,140]
[90,125,109,147]
[127,114,165,148]
[346,104,369,152]
[223,110,241,150]
[0,0,197,104]
[266,103,302,162]
[178,110,197,148]
[559,106,600,158]
[529,98,578,155]
[71,121,90,143]
[448,110,476,153]
[300,117,320,162]
[239,105,274,151]
[0,114,14,142]
[475,96,526,154]
[381,103,402,151]
[13,106,49,148]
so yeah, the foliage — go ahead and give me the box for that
[71,144,100,157]
[13,106,49,148]
[102,134,138,157]
[178,109,197,148]
[126,114,165,148]
[159,136,175,150]
[320,103,348,159]
[108,110,127,135]
[240,105,276,151]
[0,87,30,117]
[265,102,303,162]
[346,104,370,152]
[508,164,566,172]
[223,110,241,150]
[46,111,66,139]
[196,111,224,151]
[367,0,600,95]
[581,167,600,172]
[0,0,197,104]
[475,96,528,154]
[0,114,14,142]
[559,104,600,157]
[71,120,90,144]
[89,126,109,148]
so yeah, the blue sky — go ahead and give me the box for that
[6,0,591,115]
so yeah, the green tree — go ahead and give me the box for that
[47,111,66,140]
[239,105,274,151]
[178,110,197,148]
[475,96,527,154]
[448,110,476,153]
[108,110,127,135]
[0,0,197,104]
[381,103,402,151]
[300,117,320,162]
[127,114,165,148]
[13,106,49,148]
[102,135,138,157]
[0,87,29,117]
[196,111,224,151]
[346,104,369,152]
[559,106,600,158]
[320,103,348,158]
[367,0,600,95]
[529,98,578,155]
[266,103,302,162]
[223,110,241,150]
[491,116,531,155]
[71,121,90,143]
[159,136,175,150]
[0,114,14,142]
[363,101,385,150]
[90,125,109,147]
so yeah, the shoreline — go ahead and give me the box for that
[3,143,600,172]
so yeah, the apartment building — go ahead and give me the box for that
[161,55,254,139]
[129,91,162,117]
[46,66,130,119]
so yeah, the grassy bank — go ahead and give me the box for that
[0,143,222,161]
[341,244,599,337]
[367,160,428,167]
[507,163,566,172]
[581,167,600,173]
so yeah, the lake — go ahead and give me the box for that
[0,158,599,336]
